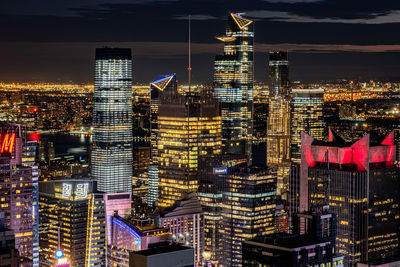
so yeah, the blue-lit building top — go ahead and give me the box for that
[109,214,172,252]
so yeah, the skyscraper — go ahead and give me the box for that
[147,74,176,206]
[219,165,276,266]
[39,180,106,267]
[23,139,39,267]
[291,130,400,265]
[266,51,291,197]
[156,77,221,208]
[92,48,133,194]
[268,51,289,98]
[290,88,325,163]
[0,123,34,264]
[214,13,254,159]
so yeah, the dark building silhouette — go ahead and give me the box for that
[243,211,344,267]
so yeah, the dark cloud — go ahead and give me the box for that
[0,0,400,82]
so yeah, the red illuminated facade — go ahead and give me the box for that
[0,123,34,264]
[290,130,400,266]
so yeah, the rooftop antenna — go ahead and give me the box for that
[186,14,192,191]
[188,14,192,93]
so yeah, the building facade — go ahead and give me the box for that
[243,212,343,267]
[157,192,204,266]
[156,77,221,208]
[291,131,400,266]
[108,214,172,267]
[290,88,325,164]
[39,180,106,267]
[85,193,107,266]
[92,47,133,194]
[219,165,277,266]
[147,75,176,206]
[23,139,39,267]
[213,13,254,159]
[267,51,291,198]
[0,123,34,264]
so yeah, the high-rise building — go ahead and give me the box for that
[213,13,254,159]
[92,47,133,194]
[243,211,344,267]
[290,88,325,163]
[156,77,221,208]
[266,51,291,198]
[219,164,277,266]
[268,51,289,98]
[0,123,34,264]
[291,130,400,266]
[85,193,107,267]
[147,74,176,206]
[157,192,204,266]
[23,139,39,267]
[39,180,106,267]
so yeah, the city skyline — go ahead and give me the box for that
[2,4,400,267]
[1,0,400,83]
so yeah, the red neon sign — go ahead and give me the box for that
[0,133,16,153]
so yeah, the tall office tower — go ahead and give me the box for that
[157,192,204,266]
[219,165,277,266]
[92,47,133,194]
[214,13,254,159]
[156,78,221,208]
[0,123,34,264]
[23,139,39,267]
[243,211,344,267]
[197,154,246,265]
[147,74,176,206]
[290,88,325,164]
[39,180,106,267]
[268,52,289,98]
[266,51,291,198]
[290,131,400,266]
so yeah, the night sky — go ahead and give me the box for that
[1,0,400,84]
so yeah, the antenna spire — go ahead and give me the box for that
[188,14,192,93]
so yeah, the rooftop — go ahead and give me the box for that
[246,233,332,250]
[131,244,192,256]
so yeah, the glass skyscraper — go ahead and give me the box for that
[266,51,291,198]
[268,51,289,98]
[290,88,325,163]
[147,74,176,206]
[92,48,133,194]
[156,76,222,208]
[213,13,254,159]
